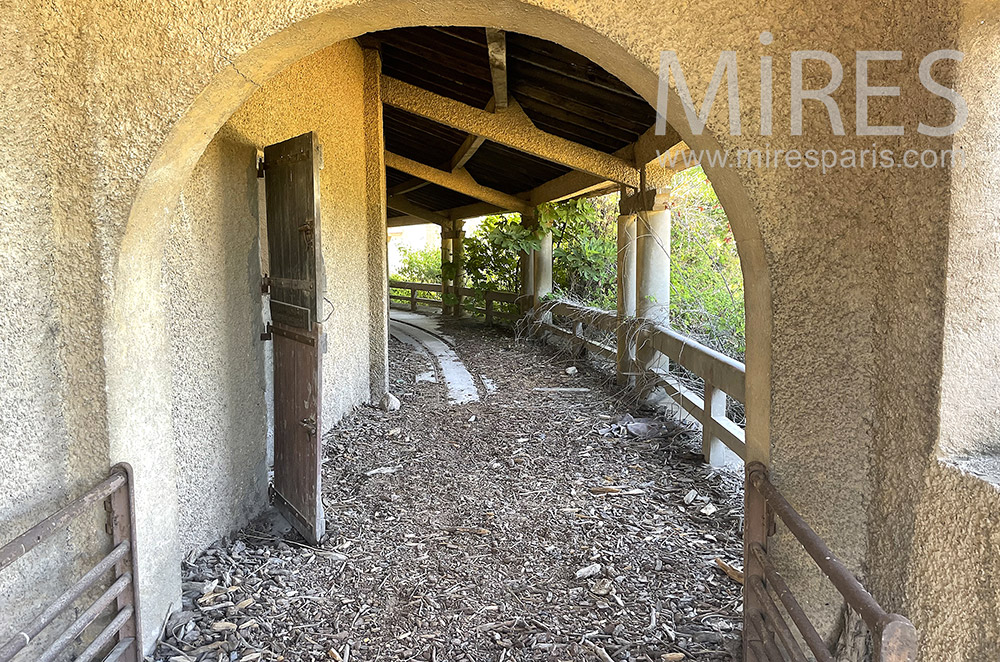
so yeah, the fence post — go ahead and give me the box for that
[485,292,494,326]
[744,462,769,662]
[108,463,142,661]
[703,383,741,466]
[453,220,466,318]
[573,320,586,358]
[409,287,417,311]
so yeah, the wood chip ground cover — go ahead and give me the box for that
[151,319,745,662]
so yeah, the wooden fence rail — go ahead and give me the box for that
[535,299,747,461]
[388,280,521,325]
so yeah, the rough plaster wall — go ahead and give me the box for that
[0,0,983,656]
[904,3,1000,659]
[936,3,1000,458]
[158,40,380,554]
[363,49,390,401]
[0,0,113,649]
[163,135,270,552]
[225,40,375,425]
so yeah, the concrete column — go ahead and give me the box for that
[440,227,453,316]
[518,209,537,316]
[616,213,636,385]
[635,192,671,379]
[452,220,466,318]
[532,231,553,308]
[361,47,389,401]
[635,206,671,326]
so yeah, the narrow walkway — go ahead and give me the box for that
[389,310,480,404]
[153,316,744,662]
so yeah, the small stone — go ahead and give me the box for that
[575,563,602,579]
[565,366,578,375]
[590,578,613,596]
[700,503,718,516]
[683,489,698,505]
[379,393,401,411]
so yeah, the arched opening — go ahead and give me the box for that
[106,2,771,650]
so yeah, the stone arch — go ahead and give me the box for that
[106,0,771,644]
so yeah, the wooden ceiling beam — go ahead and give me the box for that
[381,75,640,186]
[445,137,694,219]
[387,214,437,228]
[386,151,530,214]
[388,178,430,196]
[386,195,450,226]
[448,96,494,170]
[485,29,508,111]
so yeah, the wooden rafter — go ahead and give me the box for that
[385,151,530,214]
[389,98,496,196]
[387,178,429,196]
[386,195,450,226]
[381,75,640,186]
[485,29,508,111]
[387,214,436,228]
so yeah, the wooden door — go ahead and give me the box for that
[263,132,325,544]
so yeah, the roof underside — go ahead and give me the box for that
[364,26,662,220]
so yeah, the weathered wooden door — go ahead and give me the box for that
[263,132,325,544]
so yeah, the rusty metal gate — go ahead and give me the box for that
[743,462,918,662]
[261,132,326,545]
[0,463,142,661]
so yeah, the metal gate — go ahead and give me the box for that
[261,132,326,545]
[0,463,142,661]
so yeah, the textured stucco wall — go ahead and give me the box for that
[161,40,381,553]
[164,134,270,552]
[226,40,377,423]
[0,0,992,657]
[904,3,1000,660]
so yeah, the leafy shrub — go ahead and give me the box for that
[391,245,441,283]
[668,167,745,357]
[540,197,618,311]
[395,167,745,359]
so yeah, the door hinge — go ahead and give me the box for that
[260,323,272,341]
[300,417,317,436]
[257,156,266,178]
[261,276,272,294]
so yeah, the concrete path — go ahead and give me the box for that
[388,310,480,404]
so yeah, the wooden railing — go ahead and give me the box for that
[388,280,521,325]
[0,463,142,662]
[745,463,918,662]
[535,300,746,460]
[533,300,916,659]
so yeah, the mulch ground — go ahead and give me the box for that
[150,317,745,662]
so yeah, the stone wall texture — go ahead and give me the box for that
[0,0,995,658]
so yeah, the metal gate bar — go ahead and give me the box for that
[0,463,142,662]
[744,462,917,662]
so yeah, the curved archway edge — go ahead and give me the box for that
[108,1,772,644]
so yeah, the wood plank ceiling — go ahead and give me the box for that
[361,27,669,223]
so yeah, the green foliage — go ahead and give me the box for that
[462,213,542,294]
[539,197,618,310]
[668,166,745,357]
[407,166,744,359]
[391,244,441,283]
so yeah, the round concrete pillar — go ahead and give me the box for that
[635,207,670,326]
[532,232,553,307]
[616,213,637,384]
